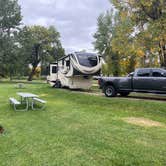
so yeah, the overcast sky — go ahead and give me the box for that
[18,0,111,53]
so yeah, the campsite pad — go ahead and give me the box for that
[123,117,165,127]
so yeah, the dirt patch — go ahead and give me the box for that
[80,92,102,96]
[73,91,103,96]
[0,125,4,134]
[123,117,165,127]
[72,90,166,102]
[40,94,48,97]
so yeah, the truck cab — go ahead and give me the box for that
[133,68,166,92]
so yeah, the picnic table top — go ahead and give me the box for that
[17,92,38,98]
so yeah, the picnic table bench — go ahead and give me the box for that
[9,97,21,105]
[32,98,46,110]
[9,97,28,111]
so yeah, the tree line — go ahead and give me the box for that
[94,0,166,76]
[0,0,64,81]
[1,0,165,79]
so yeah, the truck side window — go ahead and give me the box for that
[152,69,165,77]
[137,69,150,77]
[52,66,57,73]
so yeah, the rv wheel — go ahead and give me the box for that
[54,80,61,88]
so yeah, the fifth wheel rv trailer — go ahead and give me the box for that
[47,52,103,89]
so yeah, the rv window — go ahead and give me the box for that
[62,60,64,66]
[71,54,77,62]
[66,60,70,67]
[76,53,98,67]
[52,66,57,73]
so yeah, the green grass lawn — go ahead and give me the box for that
[0,83,166,166]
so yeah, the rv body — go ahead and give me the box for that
[47,52,103,89]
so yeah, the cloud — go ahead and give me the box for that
[18,0,111,53]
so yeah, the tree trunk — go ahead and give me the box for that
[28,43,41,81]
[9,66,13,81]
[28,66,37,81]
[0,73,5,77]
[159,40,166,67]
[163,44,166,68]
[9,73,13,81]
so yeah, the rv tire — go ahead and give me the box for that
[54,80,62,88]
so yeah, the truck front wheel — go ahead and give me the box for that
[104,85,117,97]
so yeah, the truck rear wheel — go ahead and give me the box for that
[104,85,117,97]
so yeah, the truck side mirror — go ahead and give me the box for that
[128,72,134,77]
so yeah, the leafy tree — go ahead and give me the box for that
[110,13,137,74]
[18,25,65,81]
[94,9,138,75]
[93,11,113,57]
[0,0,22,79]
[110,0,166,67]
[94,11,121,76]
[0,0,21,35]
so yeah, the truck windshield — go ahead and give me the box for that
[76,53,98,67]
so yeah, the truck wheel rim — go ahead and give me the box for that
[106,87,113,96]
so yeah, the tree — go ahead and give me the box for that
[0,0,22,79]
[93,12,113,57]
[110,0,166,67]
[93,9,138,76]
[18,25,65,81]
[110,12,137,74]
[94,11,121,76]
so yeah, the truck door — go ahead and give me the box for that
[133,69,152,91]
[150,69,166,92]
[119,77,132,90]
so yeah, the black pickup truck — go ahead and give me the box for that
[98,68,166,97]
